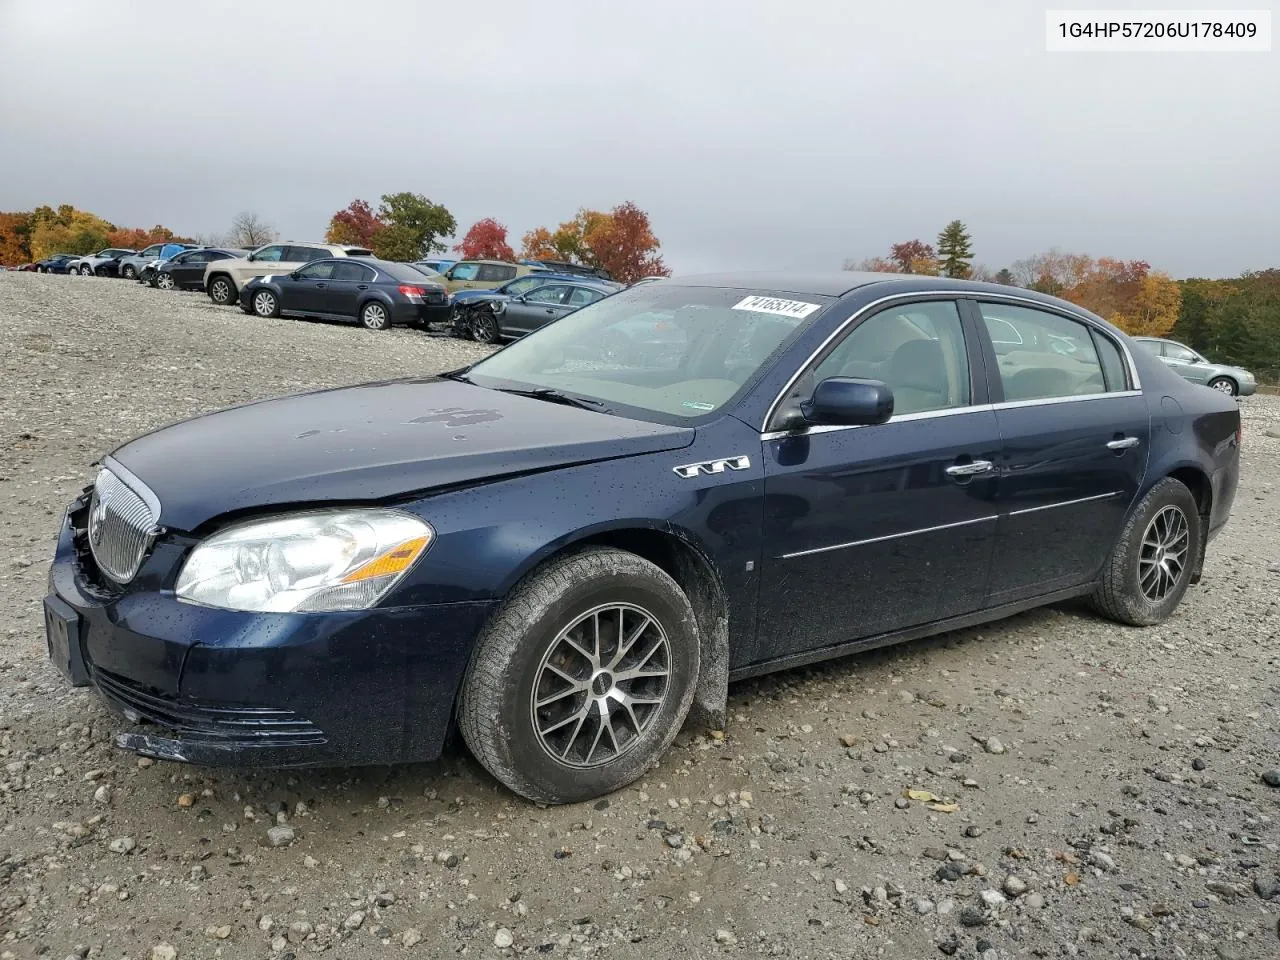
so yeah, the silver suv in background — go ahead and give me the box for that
[117,243,197,281]
[203,242,374,305]
[1132,337,1258,397]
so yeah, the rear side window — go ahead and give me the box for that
[568,286,603,306]
[1091,330,1130,391]
[980,304,1107,401]
[207,251,232,262]
[478,263,516,282]
[296,261,336,280]
[526,285,570,305]
[1135,339,1162,356]
[1164,342,1198,362]
[286,246,326,262]
[332,261,372,282]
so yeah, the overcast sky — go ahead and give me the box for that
[1,1,1276,277]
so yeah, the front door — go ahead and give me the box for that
[285,261,336,313]
[975,302,1151,602]
[755,299,1000,660]
[173,251,209,287]
[504,284,574,336]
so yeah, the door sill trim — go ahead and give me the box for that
[729,583,1094,682]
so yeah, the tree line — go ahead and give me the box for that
[848,221,1279,382]
[324,195,669,285]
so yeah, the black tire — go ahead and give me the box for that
[458,548,700,804]
[250,288,279,318]
[360,300,390,331]
[1207,376,1237,397]
[121,264,136,280]
[471,309,501,344]
[1091,477,1201,626]
[208,275,235,305]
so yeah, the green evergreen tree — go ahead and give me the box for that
[936,220,973,279]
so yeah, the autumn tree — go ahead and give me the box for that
[1010,249,1093,295]
[519,226,558,260]
[454,218,515,261]
[27,206,115,259]
[0,212,34,265]
[325,199,385,248]
[1114,272,1181,336]
[372,192,456,261]
[518,203,669,283]
[227,211,277,249]
[936,220,973,278]
[890,239,937,274]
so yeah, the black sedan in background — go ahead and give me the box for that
[239,257,449,330]
[152,248,241,290]
[464,280,612,342]
[35,254,79,274]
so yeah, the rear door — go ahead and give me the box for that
[975,301,1150,603]
[756,298,1002,659]
[323,260,374,317]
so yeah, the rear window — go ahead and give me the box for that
[383,261,440,283]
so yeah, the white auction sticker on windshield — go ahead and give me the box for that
[731,295,821,319]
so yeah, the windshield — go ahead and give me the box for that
[466,285,832,423]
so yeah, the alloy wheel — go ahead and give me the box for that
[156,273,175,290]
[1210,378,1236,396]
[253,291,276,317]
[1138,504,1189,602]
[362,303,388,330]
[472,313,499,343]
[210,279,231,304]
[530,602,671,768]
[122,265,135,280]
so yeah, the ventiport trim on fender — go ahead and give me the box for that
[672,456,751,479]
[778,515,998,560]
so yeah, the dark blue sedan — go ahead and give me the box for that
[45,273,1240,803]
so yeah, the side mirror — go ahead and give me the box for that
[511,295,526,303]
[801,377,894,426]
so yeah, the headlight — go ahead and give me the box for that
[175,509,433,613]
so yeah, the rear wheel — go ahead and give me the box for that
[458,548,699,804]
[1207,376,1237,396]
[251,289,279,317]
[121,264,136,280]
[1091,477,1201,626]
[156,272,175,291]
[208,275,235,305]
[360,301,390,331]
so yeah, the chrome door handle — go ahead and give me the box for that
[1106,437,1141,450]
[945,460,995,478]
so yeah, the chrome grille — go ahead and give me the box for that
[88,468,157,583]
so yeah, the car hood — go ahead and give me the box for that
[110,378,695,531]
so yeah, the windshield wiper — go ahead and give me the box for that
[439,367,474,383]
[493,386,611,413]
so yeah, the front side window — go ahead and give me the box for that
[140,244,163,257]
[812,300,970,416]
[980,304,1107,401]
[449,263,480,281]
[1164,342,1198,362]
[252,245,286,263]
[467,284,831,423]
[525,285,570,305]
[501,275,545,297]
[295,262,336,280]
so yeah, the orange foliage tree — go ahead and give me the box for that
[0,212,34,264]
[325,199,385,248]
[1015,251,1181,337]
[454,218,515,261]
[519,203,669,283]
[0,205,191,263]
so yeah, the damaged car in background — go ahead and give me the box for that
[45,272,1240,803]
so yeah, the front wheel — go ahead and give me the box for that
[251,289,279,317]
[471,309,501,344]
[360,300,390,331]
[1207,377,1237,397]
[458,548,699,804]
[1091,477,1201,626]
[155,272,175,290]
[208,275,235,305]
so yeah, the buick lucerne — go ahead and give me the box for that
[45,273,1240,803]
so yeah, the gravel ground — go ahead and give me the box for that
[1,272,1278,960]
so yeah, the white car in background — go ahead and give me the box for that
[66,248,136,276]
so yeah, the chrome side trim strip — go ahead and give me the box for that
[760,289,1143,431]
[760,390,1144,442]
[1006,491,1122,517]
[779,515,997,560]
